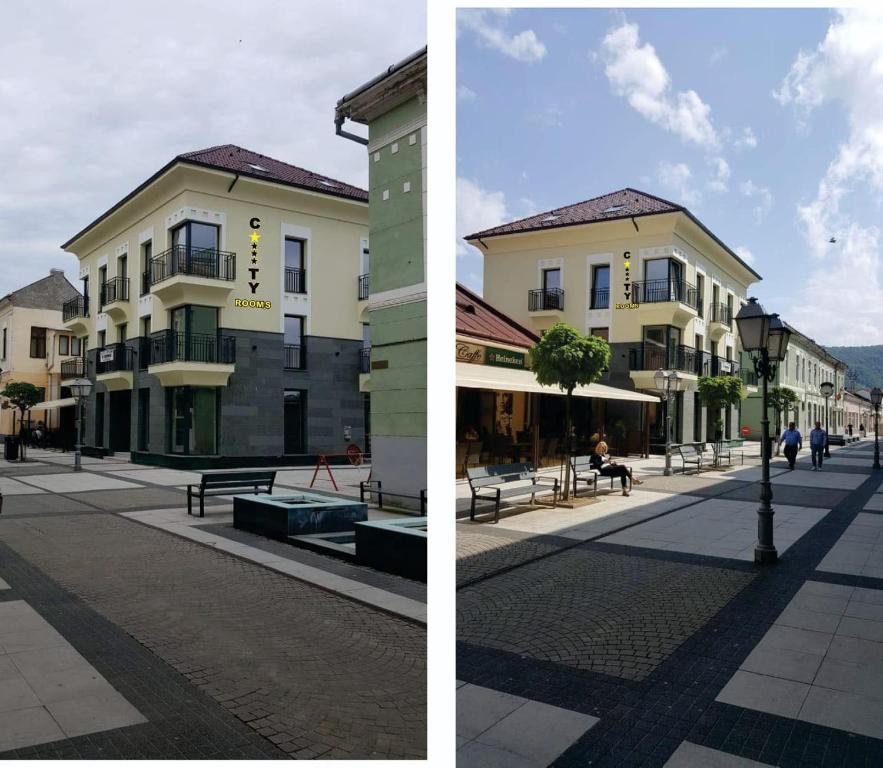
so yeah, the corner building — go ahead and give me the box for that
[469,189,762,450]
[61,145,369,466]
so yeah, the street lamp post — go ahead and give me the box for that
[735,298,791,565]
[820,381,834,458]
[654,368,683,477]
[68,378,93,473]
[872,387,882,470]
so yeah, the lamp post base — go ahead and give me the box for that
[754,544,778,565]
[73,449,82,473]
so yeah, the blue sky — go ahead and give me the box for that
[456,8,883,347]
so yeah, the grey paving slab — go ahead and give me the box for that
[716,669,810,718]
[664,741,773,767]
[0,477,43,495]
[65,487,200,512]
[45,690,147,738]
[719,482,849,510]
[770,468,868,490]
[814,657,883,699]
[456,683,526,742]
[0,576,8,590]
[0,494,97,516]
[0,674,41,713]
[740,644,823,684]
[457,740,536,768]
[0,705,65,753]
[16,472,144,493]
[799,686,883,740]
[864,495,883,511]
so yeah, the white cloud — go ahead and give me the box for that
[734,245,755,265]
[0,0,425,299]
[707,157,731,192]
[600,21,718,149]
[734,126,758,150]
[459,9,547,63]
[776,8,883,344]
[458,85,477,103]
[657,161,700,205]
[739,180,773,221]
[457,177,509,258]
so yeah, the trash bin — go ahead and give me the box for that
[4,435,19,461]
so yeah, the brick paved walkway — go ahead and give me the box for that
[458,440,883,767]
[0,513,425,759]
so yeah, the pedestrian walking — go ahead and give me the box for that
[779,421,802,470]
[810,420,827,471]
[848,423,853,436]
[860,424,867,439]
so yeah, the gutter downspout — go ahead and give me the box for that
[335,116,369,146]
[227,173,240,194]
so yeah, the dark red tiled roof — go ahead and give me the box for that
[456,283,538,349]
[179,145,368,202]
[466,188,680,239]
[465,187,762,280]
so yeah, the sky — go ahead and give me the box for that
[456,7,883,347]
[0,0,425,299]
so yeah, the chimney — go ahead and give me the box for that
[50,268,64,276]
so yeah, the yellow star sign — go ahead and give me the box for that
[624,260,631,268]
[250,231,261,243]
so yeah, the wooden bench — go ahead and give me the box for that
[676,443,712,474]
[187,469,277,518]
[570,455,632,496]
[466,463,559,524]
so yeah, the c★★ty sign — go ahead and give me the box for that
[235,217,270,309]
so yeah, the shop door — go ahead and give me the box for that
[109,391,131,453]
[94,392,105,447]
[284,390,306,454]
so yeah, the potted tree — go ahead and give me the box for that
[697,375,745,446]
[530,322,610,500]
[0,382,42,462]
[767,386,799,456]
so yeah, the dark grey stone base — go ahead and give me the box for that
[355,518,427,582]
[233,493,367,539]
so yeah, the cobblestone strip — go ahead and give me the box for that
[0,513,426,759]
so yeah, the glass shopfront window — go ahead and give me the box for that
[167,386,218,455]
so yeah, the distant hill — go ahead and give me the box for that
[826,345,883,390]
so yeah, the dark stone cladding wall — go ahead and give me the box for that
[217,329,285,457]
[283,335,366,455]
[602,341,645,429]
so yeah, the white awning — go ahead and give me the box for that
[456,362,659,403]
[31,398,77,411]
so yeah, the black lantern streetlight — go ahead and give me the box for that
[735,298,791,565]
[872,387,882,470]
[654,369,684,477]
[67,378,93,472]
[820,381,834,458]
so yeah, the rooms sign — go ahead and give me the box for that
[234,217,273,309]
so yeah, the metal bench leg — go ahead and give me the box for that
[200,494,205,518]
[470,494,476,521]
[494,491,501,524]
[187,487,192,516]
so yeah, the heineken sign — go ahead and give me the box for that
[486,347,525,369]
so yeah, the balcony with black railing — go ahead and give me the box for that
[629,343,698,374]
[285,267,306,294]
[101,276,130,319]
[358,273,369,301]
[528,287,565,312]
[590,288,609,310]
[359,347,371,374]
[740,367,758,386]
[711,356,739,377]
[96,344,133,375]
[149,330,236,366]
[283,344,304,370]
[60,357,86,380]
[630,279,699,309]
[62,296,89,324]
[695,350,712,377]
[711,302,732,326]
[148,246,236,285]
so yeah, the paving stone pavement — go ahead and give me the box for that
[0,512,426,759]
[458,441,883,766]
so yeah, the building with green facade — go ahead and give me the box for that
[335,48,427,503]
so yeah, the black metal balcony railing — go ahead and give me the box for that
[358,273,369,300]
[711,355,738,377]
[590,288,610,310]
[62,296,89,322]
[630,343,697,374]
[528,287,565,311]
[149,246,236,285]
[283,344,304,370]
[96,344,133,374]
[60,357,86,379]
[149,330,236,365]
[285,267,306,294]
[359,347,371,374]
[711,302,732,325]
[630,279,699,308]
[102,276,129,305]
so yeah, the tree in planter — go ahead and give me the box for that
[767,386,799,456]
[697,375,745,442]
[530,323,611,500]
[0,382,42,461]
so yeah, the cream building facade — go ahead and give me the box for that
[468,188,761,450]
[61,145,369,465]
[0,270,81,438]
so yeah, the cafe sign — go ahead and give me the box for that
[456,341,484,364]
[486,346,526,369]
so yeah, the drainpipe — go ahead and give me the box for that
[335,115,369,146]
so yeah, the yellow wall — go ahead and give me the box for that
[65,165,369,343]
[479,211,757,348]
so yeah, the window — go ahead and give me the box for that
[29,327,47,358]
[117,254,127,279]
[98,330,106,348]
[169,305,218,362]
[591,265,610,309]
[168,387,217,455]
[117,323,127,343]
[284,315,305,369]
[542,268,561,292]
[58,335,69,356]
[590,327,609,341]
[141,316,151,337]
[98,266,107,306]
[141,240,152,295]
[71,337,82,356]
[284,238,306,293]
[171,221,221,278]
[2,327,6,359]
[643,259,682,301]
[696,274,705,318]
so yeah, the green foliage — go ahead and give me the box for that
[698,375,745,436]
[825,345,883,390]
[768,386,799,421]
[0,381,42,413]
[530,323,611,394]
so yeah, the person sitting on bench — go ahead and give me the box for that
[589,441,640,496]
